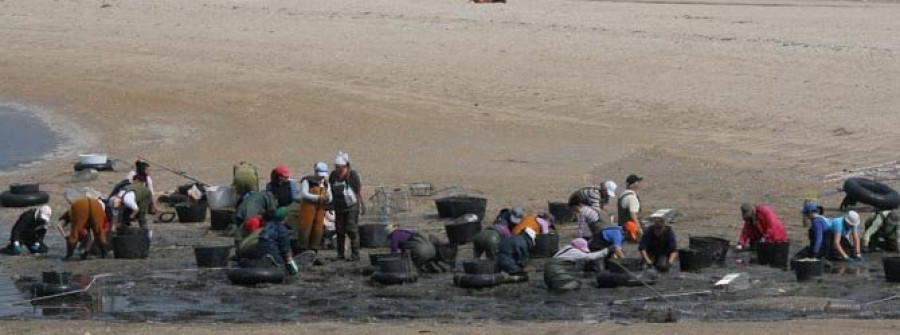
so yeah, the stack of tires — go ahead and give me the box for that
[453,260,504,289]
[1,183,50,207]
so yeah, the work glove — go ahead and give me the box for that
[28,242,41,254]
[853,253,864,262]
[736,244,744,251]
[286,259,299,276]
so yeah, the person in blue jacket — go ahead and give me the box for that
[793,201,830,259]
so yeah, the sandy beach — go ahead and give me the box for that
[1,0,900,332]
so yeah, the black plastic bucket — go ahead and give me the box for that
[884,257,900,283]
[209,209,234,231]
[194,246,233,268]
[113,233,150,259]
[689,236,730,265]
[41,271,71,285]
[445,220,482,245]
[607,258,645,274]
[359,224,390,248]
[547,202,574,224]
[463,259,497,275]
[792,258,824,282]
[434,196,487,219]
[377,253,413,274]
[757,241,790,269]
[176,201,208,223]
[531,234,559,258]
[678,248,714,272]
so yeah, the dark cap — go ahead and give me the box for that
[626,174,643,185]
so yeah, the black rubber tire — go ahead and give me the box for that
[463,260,497,275]
[9,183,39,195]
[0,191,50,207]
[372,271,418,285]
[227,267,285,286]
[73,161,114,172]
[843,178,900,210]
[453,274,502,288]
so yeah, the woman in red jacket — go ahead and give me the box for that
[738,203,788,250]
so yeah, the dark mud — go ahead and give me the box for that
[4,215,900,324]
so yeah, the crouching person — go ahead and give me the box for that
[496,228,536,275]
[638,217,678,272]
[57,196,109,260]
[386,225,451,273]
[862,209,900,252]
[545,238,619,291]
[1,206,52,256]
[239,209,297,276]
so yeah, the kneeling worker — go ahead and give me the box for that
[638,215,678,272]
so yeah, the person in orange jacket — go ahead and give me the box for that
[511,212,554,236]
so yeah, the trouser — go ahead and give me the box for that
[67,198,108,251]
[335,207,360,257]
[544,258,582,291]
[825,233,852,260]
[472,229,501,259]
[297,203,326,251]
[400,234,437,270]
[120,207,147,229]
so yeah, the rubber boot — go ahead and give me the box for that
[349,247,360,261]
[99,245,108,259]
[64,244,76,259]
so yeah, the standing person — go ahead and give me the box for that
[57,196,109,260]
[793,201,830,259]
[297,162,332,253]
[827,211,862,261]
[266,164,299,208]
[127,160,159,213]
[638,216,678,272]
[737,203,789,250]
[862,209,900,252]
[1,206,52,255]
[329,151,363,261]
[618,174,644,242]
[116,175,153,229]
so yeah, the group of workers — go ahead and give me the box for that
[3,155,900,290]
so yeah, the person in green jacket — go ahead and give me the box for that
[114,175,153,229]
[862,209,899,252]
[234,191,278,248]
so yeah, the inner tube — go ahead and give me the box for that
[9,183,40,195]
[227,267,285,286]
[0,191,50,207]
[453,274,502,288]
[843,178,900,209]
[371,271,418,285]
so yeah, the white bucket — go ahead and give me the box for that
[78,154,108,165]
[206,186,236,209]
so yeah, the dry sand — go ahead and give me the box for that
[1,0,900,332]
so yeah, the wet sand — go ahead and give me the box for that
[1,0,900,331]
